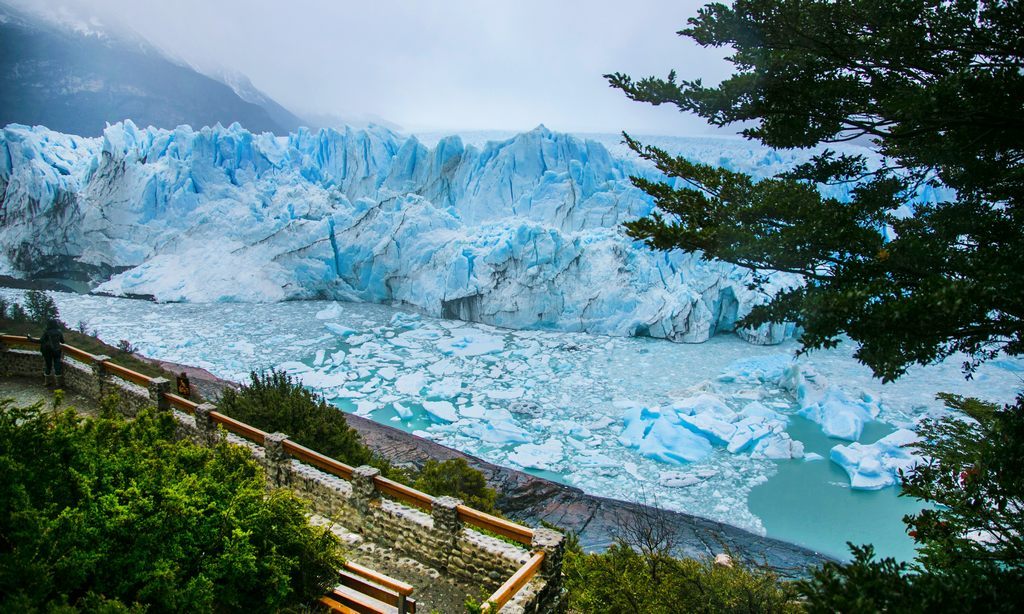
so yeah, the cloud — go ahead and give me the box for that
[18,0,735,136]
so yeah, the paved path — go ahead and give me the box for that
[0,376,98,415]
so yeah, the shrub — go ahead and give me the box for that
[116,339,136,354]
[0,397,342,611]
[414,458,498,513]
[564,542,799,613]
[217,370,378,470]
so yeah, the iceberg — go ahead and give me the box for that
[782,365,881,440]
[830,429,923,490]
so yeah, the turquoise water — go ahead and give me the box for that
[748,416,927,561]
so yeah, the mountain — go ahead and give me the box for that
[0,120,807,345]
[0,2,303,136]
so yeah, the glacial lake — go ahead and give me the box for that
[8,288,1022,562]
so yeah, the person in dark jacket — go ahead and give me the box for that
[38,319,64,388]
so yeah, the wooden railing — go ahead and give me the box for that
[1,334,548,611]
[482,551,546,613]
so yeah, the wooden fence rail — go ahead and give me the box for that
[483,551,546,613]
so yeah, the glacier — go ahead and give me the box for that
[1,120,809,344]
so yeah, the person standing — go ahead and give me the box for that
[38,319,65,388]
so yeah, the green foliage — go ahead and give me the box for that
[217,369,383,473]
[564,541,799,613]
[799,543,1018,613]
[0,397,342,611]
[607,0,1024,381]
[904,394,1024,569]
[24,290,61,325]
[414,458,498,513]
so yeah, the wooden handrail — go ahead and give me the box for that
[62,344,96,363]
[209,411,267,444]
[344,561,415,597]
[456,505,534,545]
[102,361,152,387]
[163,392,198,413]
[374,476,434,511]
[281,439,354,480]
[482,551,545,613]
[0,334,33,347]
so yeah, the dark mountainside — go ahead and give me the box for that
[0,2,304,136]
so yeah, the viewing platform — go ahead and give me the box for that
[0,335,566,614]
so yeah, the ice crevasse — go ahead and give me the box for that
[0,120,805,344]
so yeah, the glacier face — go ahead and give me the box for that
[0,120,800,343]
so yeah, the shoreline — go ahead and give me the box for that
[144,353,832,577]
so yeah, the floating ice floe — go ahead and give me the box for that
[783,365,881,440]
[508,438,565,470]
[830,429,923,490]
[618,394,802,465]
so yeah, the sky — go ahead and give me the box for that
[19,0,738,136]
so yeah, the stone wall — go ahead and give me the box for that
[0,344,565,613]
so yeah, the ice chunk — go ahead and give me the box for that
[437,331,505,356]
[315,304,343,320]
[422,400,458,423]
[751,434,804,459]
[395,372,426,396]
[391,401,413,420]
[464,419,531,444]
[783,365,880,440]
[508,438,564,470]
[426,377,463,398]
[830,429,923,490]
[638,419,714,464]
[324,323,359,338]
[485,387,525,400]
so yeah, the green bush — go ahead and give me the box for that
[218,370,380,471]
[0,397,342,611]
[414,458,498,513]
[564,541,799,613]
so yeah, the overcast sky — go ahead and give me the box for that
[23,0,737,136]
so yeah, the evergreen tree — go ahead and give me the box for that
[608,0,1024,608]
[606,0,1023,381]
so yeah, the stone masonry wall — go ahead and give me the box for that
[0,344,565,613]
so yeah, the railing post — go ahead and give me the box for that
[193,403,221,445]
[148,377,171,412]
[531,527,565,592]
[263,432,291,487]
[431,496,463,536]
[431,495,463,569]
[91,354,111,402]
[351,465,381,516]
